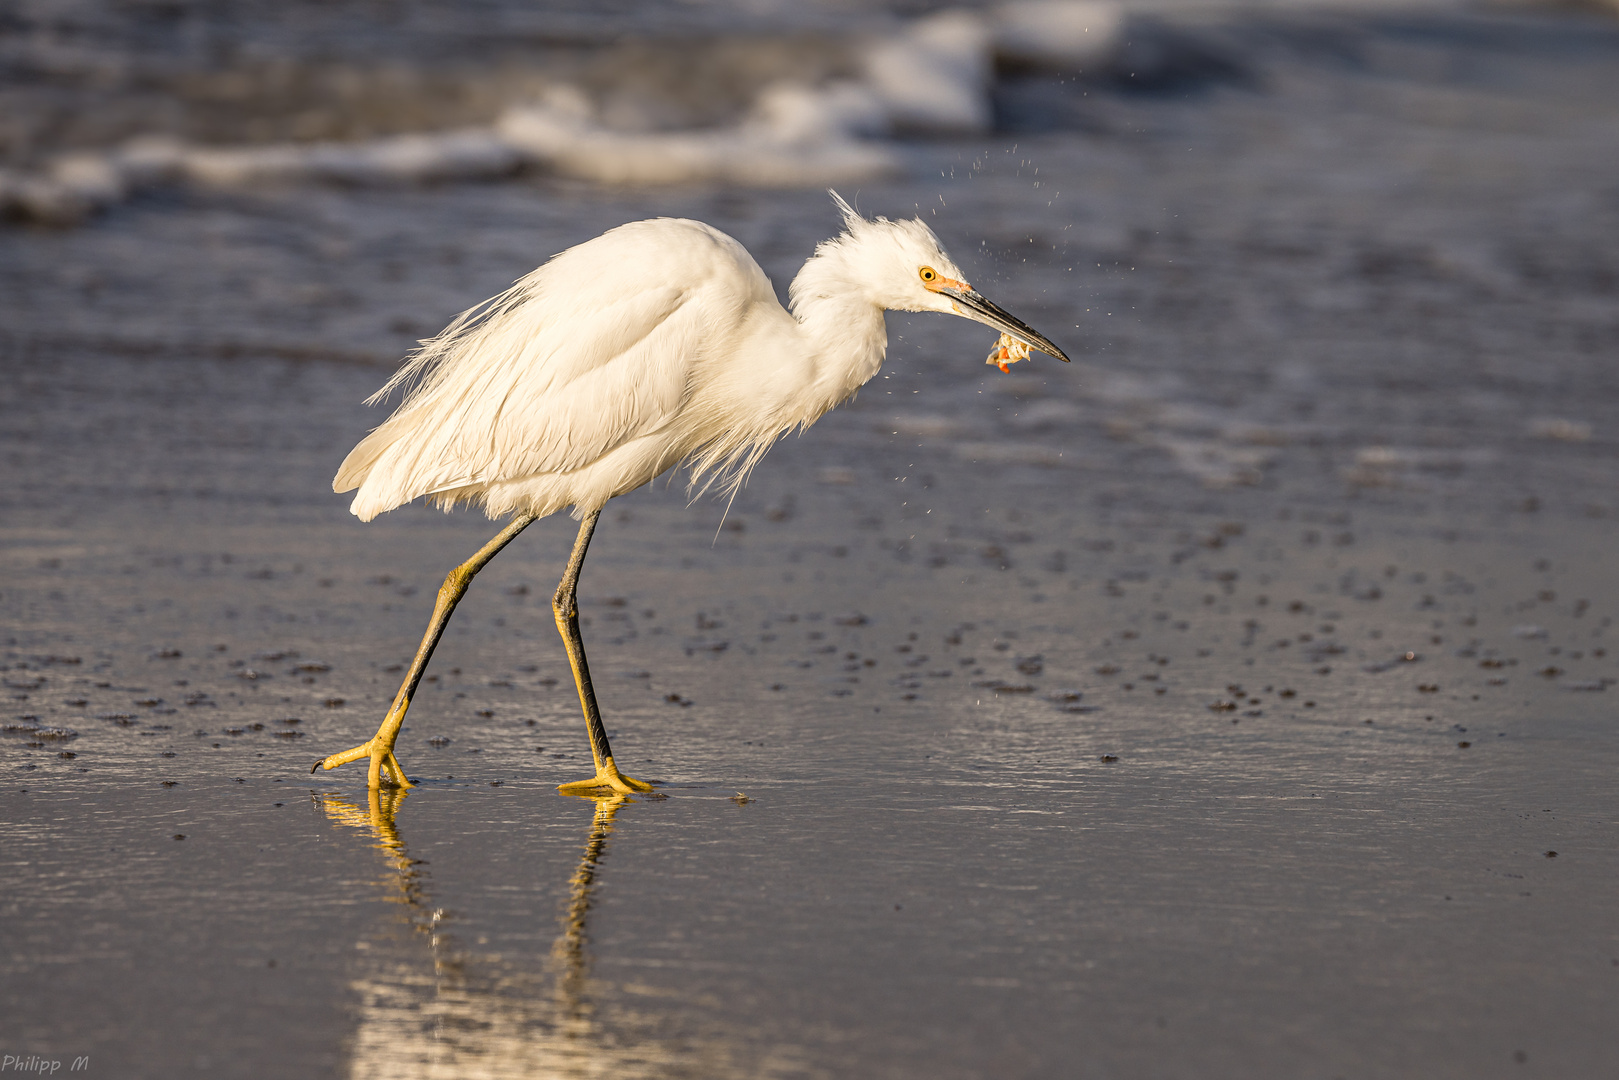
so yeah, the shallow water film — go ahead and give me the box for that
[4,1,1619,1077]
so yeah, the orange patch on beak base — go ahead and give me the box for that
[929,276,981,322]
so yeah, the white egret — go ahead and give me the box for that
[313,191,1070,794]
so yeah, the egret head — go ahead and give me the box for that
[822,191,1071,364]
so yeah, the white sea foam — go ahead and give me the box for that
[0,130,526,222]
[863,12,996,135]
[996,1,1125,68]
[176,131,524,187]
[0,2,1136,223]
[497,83,896,186]
[0,154,128,226]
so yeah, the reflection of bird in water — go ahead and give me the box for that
[319,791,771,1078]
[550,795,622,1029]
[312,191,1070,794]
[318,788,447,953]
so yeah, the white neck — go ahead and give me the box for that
[680,234,895,496]
[787,247,889,413]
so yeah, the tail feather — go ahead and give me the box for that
[333,407,434,520]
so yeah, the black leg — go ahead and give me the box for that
[553,510,652,795]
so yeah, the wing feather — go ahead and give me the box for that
[338,219,760,521]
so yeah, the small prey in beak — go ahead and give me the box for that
[929,278,1072,372]
[986,333,1032,373]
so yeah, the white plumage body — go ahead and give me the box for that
[339,217,885,522]
[336,197,1067,525]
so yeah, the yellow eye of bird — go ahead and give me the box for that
[919,266,938,283]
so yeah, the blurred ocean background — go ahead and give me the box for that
[3,0,1612,214]
[4,0,1617,515]
[2,0,1265,216]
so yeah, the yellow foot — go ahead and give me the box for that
[557,759,653,797]
[310,739,414,788]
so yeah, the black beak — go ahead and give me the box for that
[938,286,1071,363]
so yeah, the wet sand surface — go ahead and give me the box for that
[4,11,1619,1078]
